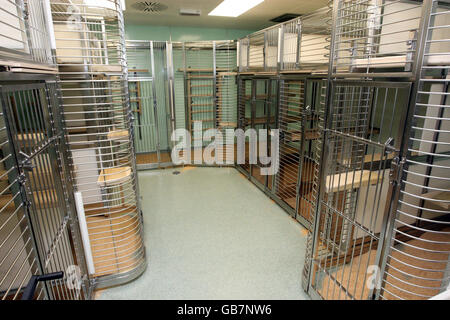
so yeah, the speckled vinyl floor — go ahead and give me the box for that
[96,167,310,300]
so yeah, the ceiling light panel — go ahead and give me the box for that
[208,0,264,18]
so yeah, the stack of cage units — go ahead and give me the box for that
[50,0,146,288]
[236,6,331,228]
[303,0,450,300]
[174,41,238,165]
[0,0,90,299]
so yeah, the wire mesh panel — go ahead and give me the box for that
[0,0,53,66]
[250,79,272,188]
[378,0,450,300]
[281,18,301,71]
[305,81,412,300]
[331,0,423,77]
[172,42,186,133]
[297,79,326,226]
[215,41,238,164]
[248,32,266,72]
[272,79,305,216]
[297,7,331,71]
[126,41,172,167]
[0,86,45,300]
[238,38,249,73]
[237,78,253,175]
[0,81,89,300]
[265,27,279,73]
[184,42,215,160]
[50,0,146,288]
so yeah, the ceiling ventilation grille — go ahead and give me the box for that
[131,1,168,13]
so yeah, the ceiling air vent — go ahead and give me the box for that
[270,13,301,23]
[132,1,168,13]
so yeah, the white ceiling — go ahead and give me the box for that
[124,0,329,30]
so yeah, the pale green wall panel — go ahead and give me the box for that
[125,24,255,41]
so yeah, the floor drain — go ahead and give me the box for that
[172,170,181,175]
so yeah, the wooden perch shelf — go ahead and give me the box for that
[107,129,129,140]
[325,170,380,193]
[285,130,320,141]
[97,166,132,187]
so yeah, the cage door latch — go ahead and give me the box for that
[389,156,405,186]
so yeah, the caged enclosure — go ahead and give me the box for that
[0,0,449,301]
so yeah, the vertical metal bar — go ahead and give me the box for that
[295,78,308,220]
[213,41,217,129]
[150,41,161,165]
[296,19,302,67]
[166,41,177,150]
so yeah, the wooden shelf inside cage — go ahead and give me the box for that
[285,130,320,142]
[178,68,229,72]
[97,166,132,187]
[422,190,450,211]
[218,121,237,128]
[90,65,123,74]
[0,190,59,211]
[16,132,45,141]
[107,129,129,140]
[325,170,380,193]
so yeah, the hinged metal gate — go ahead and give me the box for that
[0,81,90,300]
[304,80,412,300]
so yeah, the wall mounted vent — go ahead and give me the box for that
[179,8,201,16]
[131,1,168,13]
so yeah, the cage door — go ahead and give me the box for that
[0,83,90,300]
[306,81,412,300]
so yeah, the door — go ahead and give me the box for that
[127,41,172,168]
[305,81,411,300]
[0,82,90,300]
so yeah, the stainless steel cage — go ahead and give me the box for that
[378,0,450,300]
[237,4,332,74]
[126,40,173,169]
[0,0,90,300]
[330,0,424,77]
[171,40,237,166]
[236,76,278,189]
[50,0,146,289]
[0,0,54,67]
[281,7,331,72]
[303,0,450,300]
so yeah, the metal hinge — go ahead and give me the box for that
[389,156,405,186]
